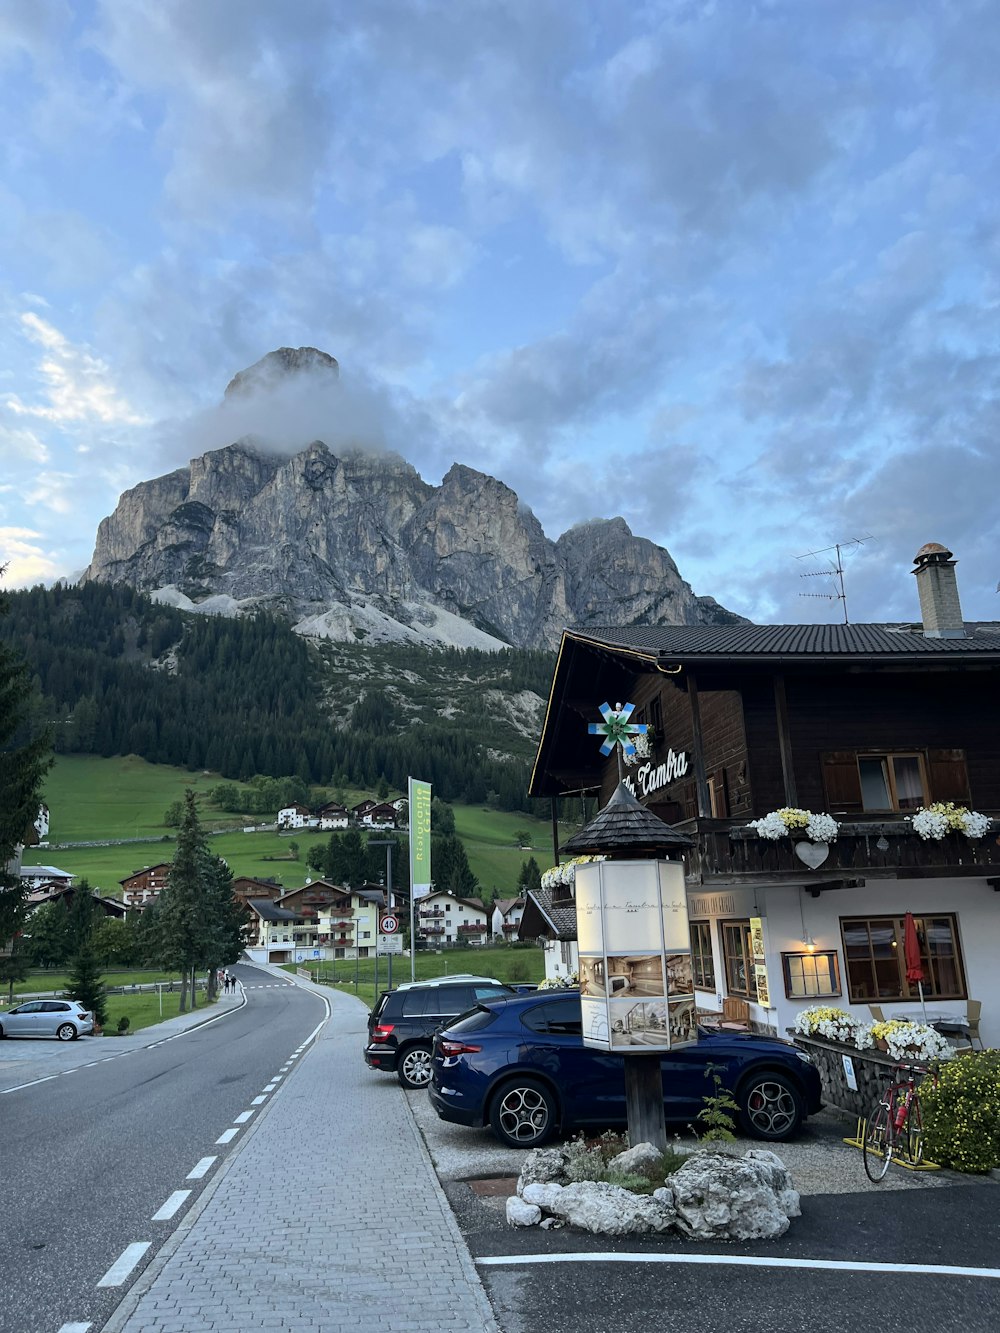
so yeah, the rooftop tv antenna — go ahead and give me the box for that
[795,536,874,624]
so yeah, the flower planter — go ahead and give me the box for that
[790,1033,904,1120]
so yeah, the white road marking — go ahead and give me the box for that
[96,1242,151,1287]
[56,1323,92,1332]
[264,1082,279,1091]
[0,1074,58,1095]
[186,1156,217,1179]
[151,1190,191,1221]
[234,1110,254,1123]
[251,1095,267,1105]
[476,1253,1000,1280]
[215,1128,240,1144]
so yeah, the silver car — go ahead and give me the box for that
[0,999,94,1041]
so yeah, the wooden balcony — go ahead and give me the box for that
[677,816,1000,887]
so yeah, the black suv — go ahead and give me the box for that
[365,975,515,1088]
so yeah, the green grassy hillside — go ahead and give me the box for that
[23,755,559,900]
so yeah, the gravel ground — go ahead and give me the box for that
[405,1088,970,1196]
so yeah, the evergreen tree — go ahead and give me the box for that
[0,576,53,947]
[65,942,108,1028]
[154,790,211,1013]
[516,856,542,896]
[198,855,249,997]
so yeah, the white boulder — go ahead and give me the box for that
[506,1196,542,1227]
[670,1149,800,1240]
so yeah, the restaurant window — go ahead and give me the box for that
[781,951,841,1000]
[841,914,965,1002]
[690,920,715,990]
[721,920,757,999]
[707,769,729,818]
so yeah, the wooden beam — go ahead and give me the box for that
[687,672,711,819]
[773,673,798,806]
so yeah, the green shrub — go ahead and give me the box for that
[697,1064,740,1142]
[921,1051,1000,1173]
[117,1016,130,1035]
[562,1131,688,1194]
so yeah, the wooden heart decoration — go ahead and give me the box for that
[794,840,829,869]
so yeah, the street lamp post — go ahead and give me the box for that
[369,838,395,990]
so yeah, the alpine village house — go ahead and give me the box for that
[525,544,1000,1047]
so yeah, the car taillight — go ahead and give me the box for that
[437,1039,481,1057]
[371,1024,394,1043]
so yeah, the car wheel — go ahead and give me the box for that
[489,1077,558,1148]
[56,1023,78,1042]
[738,1071,803,1141]
[397,1044,432,1089]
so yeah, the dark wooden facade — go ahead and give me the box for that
[529,626,1000,885]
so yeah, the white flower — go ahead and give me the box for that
[749,808,839,843]
[623,730,653,766]
[908,803,992,841]
[540,855,605,892]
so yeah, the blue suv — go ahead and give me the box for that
[429,989,822,1148]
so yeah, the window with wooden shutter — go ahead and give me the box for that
[926,749,972,805]
[821,752,863,812]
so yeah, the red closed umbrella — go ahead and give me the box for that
[903,912,928,1022]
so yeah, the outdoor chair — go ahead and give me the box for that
[868,1005,886,1023]
[966,999,984,1050]
[719,997,751,1030]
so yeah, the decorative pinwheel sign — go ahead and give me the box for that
[588,701,647,758]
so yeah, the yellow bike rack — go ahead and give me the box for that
[845,1116,942,1171]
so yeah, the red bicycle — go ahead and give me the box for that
[862,1062,933,1182]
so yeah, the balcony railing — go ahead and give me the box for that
[676,816,1000,885]
[458,923,484,934]
[422,926,445,936]
[420,908,446,918]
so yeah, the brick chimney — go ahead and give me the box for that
[912,542,965,638]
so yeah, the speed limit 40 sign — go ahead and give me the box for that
[380,913,399,934]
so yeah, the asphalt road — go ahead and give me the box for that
[403,1081,1000,1333]
[0,963,327,1333]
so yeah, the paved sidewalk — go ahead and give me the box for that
[102,963,500,1333]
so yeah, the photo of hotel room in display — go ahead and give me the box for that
[580,954,665,998]
[608,999,668,1048]
[667,953,693,996]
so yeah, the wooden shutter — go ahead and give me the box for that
[821,752,863,813]
[926,750,972,804]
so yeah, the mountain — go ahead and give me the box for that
[83,348,743,650]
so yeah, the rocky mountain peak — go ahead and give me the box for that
[84,353,745,650]
[224,346,340,400]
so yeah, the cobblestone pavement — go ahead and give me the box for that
[101,966,500,1333]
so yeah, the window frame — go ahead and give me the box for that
[690,919,716,991]
[857,751,928,813]
[840,913,966,1003]
[780,951,841,1000]
[720,919,757,1000]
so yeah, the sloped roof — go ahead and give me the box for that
[560,782,693,855]
[246,899,301,923]
[562,622,1000,661]
[518,885,578,941]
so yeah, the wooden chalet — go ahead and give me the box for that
[528,542,1000,1044]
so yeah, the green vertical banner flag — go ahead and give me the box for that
[408,777,432,899]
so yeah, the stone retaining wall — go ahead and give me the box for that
[790,1033,904,1121]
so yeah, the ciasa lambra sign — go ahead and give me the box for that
[622,749,689,800]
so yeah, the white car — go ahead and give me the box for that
[0,999,94,1041]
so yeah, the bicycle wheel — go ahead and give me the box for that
[900,1096,924,1166]
[863,1100,893,1182]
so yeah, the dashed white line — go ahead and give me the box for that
[251,1095,267,1105]
[56,1323,92,1332]
[96,1242,151,1287]
[264,1082,279,1092]
[234,1110,254,1124]
[187,1156,217,1179]
[215,1127,240,1144]
[151,1190,191,1221]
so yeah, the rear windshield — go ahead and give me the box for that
[446,1006,500,1034]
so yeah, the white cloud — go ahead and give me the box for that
[0,525,65,585]
[5,313,147,425]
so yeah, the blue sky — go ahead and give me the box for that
[1,0,997,625]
